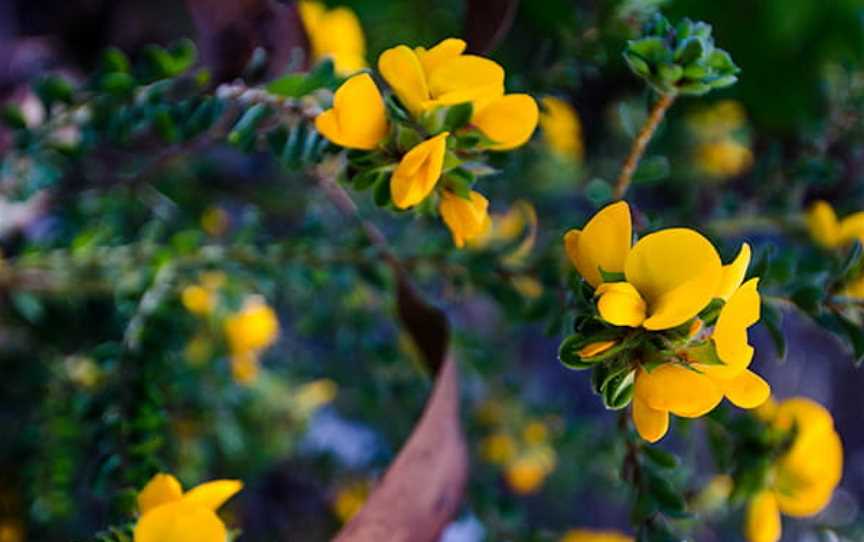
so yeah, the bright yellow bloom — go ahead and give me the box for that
[560,529,633,542]
[298,1,366,75]
[744,397,843,542]
[315,73,389,150]
[378,38,537,149]
[224,297,279,355]
[540,96,583,161]
[522,421,550,445]
[504,446,556,495]
[391,132,449,208]
[182,285,215,316]
[633,278,769,442]
[231,352,260,385]
[134,473,242,542]
[687,100,747,139]
[806,200,864,250]
[565,202,768,442]
[695,140,753,178]
[440,190,490,248]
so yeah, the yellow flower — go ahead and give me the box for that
[134,473,242,542]
[224,297,279,355]
[231,352,260,385]
[560,529,633,542]
[842,275,864,298]
[439,190,490,248]
[504,447,556,495]
[470,200,539,270]
[333,480,371,523]
[522,421,550,445]
[632,278,769,442]
[315,73,389,150]
[565,202,769,442]
[744,397,843,542]
[481,433,518,465]
[294,378,338,415]
[695,139,753,178]
[577,340,617,358]
[540,96,584,161]
[806,200,864,250]
[182,285,216,316]
[298,1,366,75]
[391,132,449,209]
[378,38,537,149]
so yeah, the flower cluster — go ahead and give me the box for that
[134,473,242,542]
[560,201,769,442]
[315,37,539,247]
[744,397,843,542]
[181,274,280,384]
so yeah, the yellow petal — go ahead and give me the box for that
[564,201,632,288]
[701,278,760,379]
[440,190,490,248]
[224,298,280,354]
[635,365,723,417]
[414,38,466,75]
[311,7,366,75]
[715,243,751,301]
[315,74,388,150]
[181,480,243,511]
[596,282,647,327]
[806,200,840,249]
[717,369,770,409]
[625,228,722,330]
[839,211,864,245]
[134,502,227,542]
[137,473,183,515]
[745,491,781,542]
[578,340,617,358]
[772,397,843,517]
[426,55,505,106]
[378,45,429,117]
[390,132,449,209]
[298,1,325,34]
[632,395,669,443]
[539,96,583,160]
[472,94,539,150]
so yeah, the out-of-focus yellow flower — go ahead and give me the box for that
[134,473,242,542]
[691,474,733,513]
[64,356,102,389]
[511,275,543,299]
[182,285,216,316]
[333,481,371,523]
[687,100,747,139]
[439,190,490,248]
[695,140,753,178]
[560,529,633,542]
[504,446,557,495]
[540,96,583,161]
[316,73,389,150]
[199,271,227,290]
[481,433,518,465]
[806,200,864,250]
[231,352,260,385]
[475,399,506,425]
[224,297,279,355]
[470,200,538,269]
[201,207,230,237]
[565,202,768,442]
[378,38,537,149]
[299,1,366,75]
[0,520,23,542]
[391,132,449,209]
[294,378,338,415]
[842,275,864,298]
[744,397,843,542]
[522,421,549,445]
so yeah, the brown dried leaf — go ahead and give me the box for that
[334,358,467,542]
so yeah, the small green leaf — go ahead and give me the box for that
[228,104,271,148]
[373,175,392,207]
[642,446,680,469]
[442,102,473,131]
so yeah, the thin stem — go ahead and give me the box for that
[614,92,676,199]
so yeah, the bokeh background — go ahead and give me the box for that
[2,0,864,540]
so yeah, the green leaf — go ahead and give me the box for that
[267,59,337,97]
[761,302,787,360]
[602,369,634,410]
[648,472,688,517]
[442,102,473,132]
[99,72,136,98]
[559,334,600,370]
[101,47,131,74]
[35,75,74,108]
[674,38,704,65]
[585,178,613,206]
[642,446,679,469]
[599,268,626,282]
[633,156,670,184]
[791,284,824,314]
[0,104,26,129]
[228,104,271,148]
[683,341,724,365]
[373,174,392,207]
[444,168,474,199]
